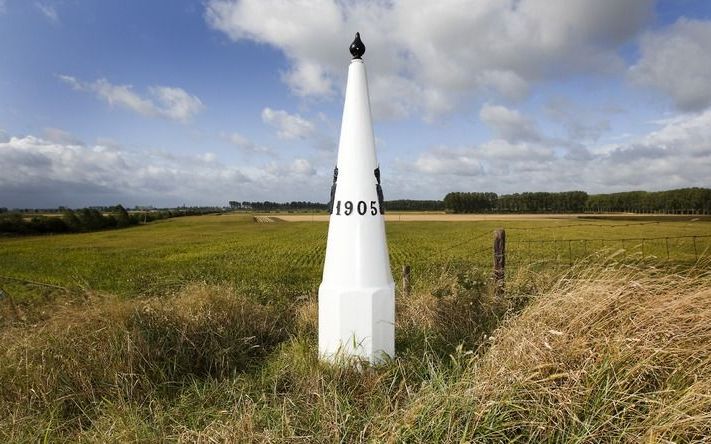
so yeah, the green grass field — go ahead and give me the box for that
[2,214,711,441]
[1,213,709,303]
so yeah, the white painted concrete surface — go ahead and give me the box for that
[318,58,395,363]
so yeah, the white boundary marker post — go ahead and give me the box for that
[318,33,395,363]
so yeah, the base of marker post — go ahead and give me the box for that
[318,283,395,364]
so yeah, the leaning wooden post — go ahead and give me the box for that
[402,265,411,298]
[493,229,506,295]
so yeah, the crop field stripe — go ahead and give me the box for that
[434,230,491,256]
[1,214,709,302]
[504,220,664,230]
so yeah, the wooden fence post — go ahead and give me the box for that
[665,237,670,261]
[402,265,411,298]
[693,236,698,261]
[493,229,505,294]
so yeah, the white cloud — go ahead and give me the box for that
[640,109,711,157]
[42,127,84,145]
[479,104,541,143]
[289,158,316,176]
[59,75,204,123]
[0,0,7,15]
[261,107,315,140]
[282,61,335,97]
[226,131,273,155]
[477,103,593,161]
[149,86,205,122]
[261,158,318,183]
[35,2,58,23]
[414,146,484,176]
[630,19,711,111]
[205,0,342,97]
[478,139,553,162]
[197,152,217,163]
[403,108,711,198]
[4,107,710,207]
[0,133,328,207]
[545,97,611,142]
[227,132,250,147]
[206,0,653,119]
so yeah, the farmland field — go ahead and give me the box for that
[2,213,711,441]
[1,213,709,303]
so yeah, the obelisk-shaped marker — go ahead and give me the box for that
[319,32,395,363]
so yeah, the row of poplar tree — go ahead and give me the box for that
[443,188,711,214]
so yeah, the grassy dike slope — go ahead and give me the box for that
[1,262,710,442]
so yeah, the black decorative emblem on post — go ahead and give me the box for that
[374,166,384,214]
[350,32,365,59]
[328,166,339,214]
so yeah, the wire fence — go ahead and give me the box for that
[282,227,711,272]
[506,234,710,266]
[430,233,711,269]
[384,231,711,297]
[2,221,708,318]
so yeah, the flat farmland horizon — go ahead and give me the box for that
[273,212,711,222]
[2,213,709,303]
[2,212,711,442]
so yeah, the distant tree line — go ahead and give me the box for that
[443,188,711,214]
[5,205,149,214]
[585,188,711,213]
[0,206,222,235]
[229,200,446,212]
[496,191,589,213]
[443,192,499,213]
[385,200,445,211]
[231,201,329,211]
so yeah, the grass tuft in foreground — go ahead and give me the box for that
[0,284,289,439]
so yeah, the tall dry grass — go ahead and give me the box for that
[389,262,711,442]
[1,262,710,442]
[0,283,288,440]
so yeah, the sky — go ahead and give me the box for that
[1,0,711,208]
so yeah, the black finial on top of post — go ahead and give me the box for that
[350,32,365,59]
